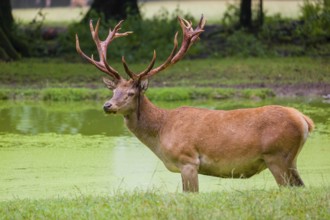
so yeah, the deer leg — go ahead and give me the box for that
[181,164,199,192]
[288,167,304,186]
[264,155,304,187]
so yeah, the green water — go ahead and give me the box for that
[0,99,329,200]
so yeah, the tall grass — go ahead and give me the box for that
[0,187,329,219]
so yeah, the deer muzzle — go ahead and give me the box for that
[103,102,117,114]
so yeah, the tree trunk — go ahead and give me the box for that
[0,0,29,60]
[239,0,252,29]
[258,0,264,27]
[0,0,14,31]
[0,27,20,60]
[84,0,140,22]
[255,0,264,31]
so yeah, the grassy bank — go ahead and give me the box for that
[0,57,329,100]
[0,87,274,101]
[1,57,328,87]
[1,187,329,219]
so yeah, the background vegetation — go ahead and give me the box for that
[1,0,330,61]
[36,1,330,60]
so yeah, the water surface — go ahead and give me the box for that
[0,99,329,200]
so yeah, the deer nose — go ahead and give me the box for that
[103,102,112,112]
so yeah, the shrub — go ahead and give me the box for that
[225,30,267,57]
[294,0,330,45]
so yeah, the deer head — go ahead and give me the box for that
[76,16,206,116]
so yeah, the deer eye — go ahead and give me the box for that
[127,91,135,97]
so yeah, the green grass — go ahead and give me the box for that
[0,187,329,219]
[1,57,328,87]
[0,87,274,101]
[0,57,328,101]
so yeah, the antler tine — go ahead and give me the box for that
[140,32,179,79]
[171,16,205,64]
[76,19,133,81]
[137,15,205,80]
[191,14,206,43]
[76,34,109,74]
[111,20,133,39]
[122,50,157,80]
[136,50,157,79]
[140,50,157,75]
[122,56,137,80]
[91,19,122,80]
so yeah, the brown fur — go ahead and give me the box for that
[105,91,314,192]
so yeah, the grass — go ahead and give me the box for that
[13,7,89,26]
[0,187,329,219]
[0,57,328,101]
[0,87,274,101]
[1,57,328,87]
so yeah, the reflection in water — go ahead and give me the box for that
[0,102,128,136]
[0,99,329,200]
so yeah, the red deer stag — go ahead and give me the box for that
[76,16,314,192]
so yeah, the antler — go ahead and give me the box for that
[122,15,206,80]
[76,19,133,81]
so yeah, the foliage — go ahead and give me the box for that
[294,0,330,46]
[8,1,329,59]
[260,0,330,55]
[207,0,330,57]
[8,9,54,58]
[224,30,267,57]
[221,3,240,29]
[21,9,49,57]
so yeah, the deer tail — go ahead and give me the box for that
[302,114,315,133]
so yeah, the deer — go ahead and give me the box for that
[75,16,314,192]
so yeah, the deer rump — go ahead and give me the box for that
[157,105,312,178]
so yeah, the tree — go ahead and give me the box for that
[239,0,264,30]
[83,0,140,22]
[0,0,29,61]
[0,0,19,60]
[258,0,264,27]
[239,0,252,29]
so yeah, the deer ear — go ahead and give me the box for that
[139,78,149,93]
[102,77,116,90]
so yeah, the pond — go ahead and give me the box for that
[0,98,329,200]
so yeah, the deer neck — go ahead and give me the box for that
[124,95,167,149]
